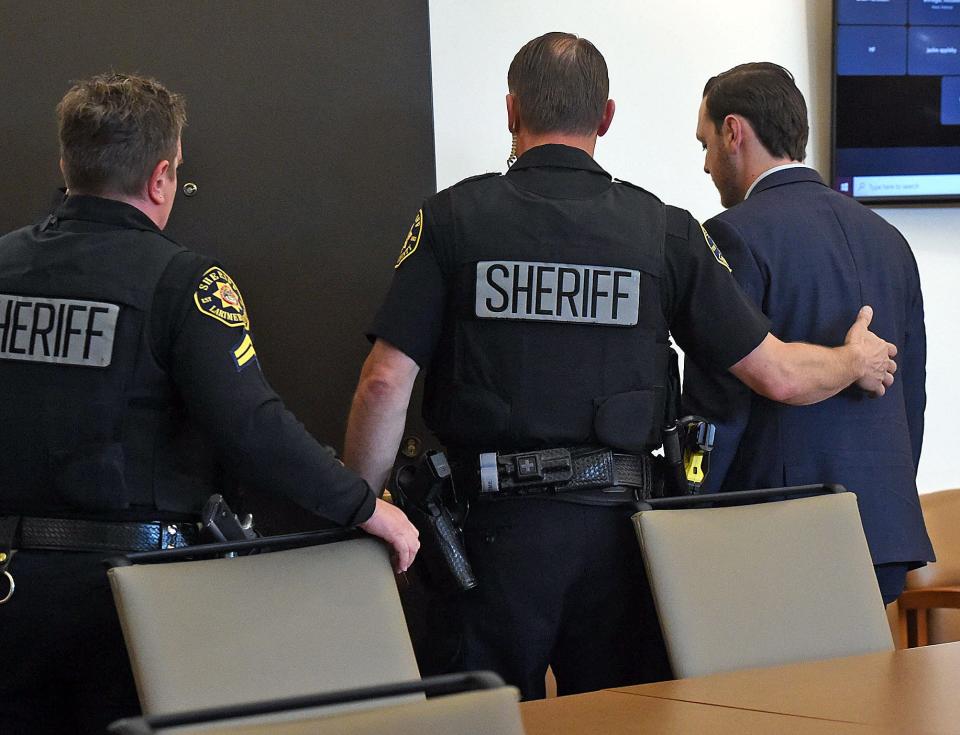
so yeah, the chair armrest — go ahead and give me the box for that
[897,587,960,647]
[899,587,960,611]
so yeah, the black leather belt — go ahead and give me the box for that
[11,516,198,553]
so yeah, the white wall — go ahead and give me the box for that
[429,0,959,493]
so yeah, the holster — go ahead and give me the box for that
[394,452,477,592]
[662,416,716,496]
[402,501,477,592]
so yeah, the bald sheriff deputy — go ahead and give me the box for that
[344,31,896,701]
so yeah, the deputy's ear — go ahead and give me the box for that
[597,99,616,137]
[506,93,518,133]
[146,159,171,205]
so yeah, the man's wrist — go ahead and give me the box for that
[842,342,865,384]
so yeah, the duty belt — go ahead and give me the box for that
[476,446,656,498]
[4,516,199,553]
[0,515,199,605]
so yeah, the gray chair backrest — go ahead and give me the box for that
[115,687,526,735]
[633,492,893,679]
[108,537,419,715]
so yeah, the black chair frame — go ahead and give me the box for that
[108,671,506,734]
[104,527,363,568]
[636,483,847,511]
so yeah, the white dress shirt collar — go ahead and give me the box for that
[744,163,809,199]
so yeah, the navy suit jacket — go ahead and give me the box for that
[682,167,933,567]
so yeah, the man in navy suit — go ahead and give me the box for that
[682,63,933,604]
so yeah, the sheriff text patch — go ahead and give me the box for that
[0,294,119,367]
[475,261,640,326]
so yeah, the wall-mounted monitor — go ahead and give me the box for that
[832,0,960,204]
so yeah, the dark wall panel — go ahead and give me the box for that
[0,2,435,512]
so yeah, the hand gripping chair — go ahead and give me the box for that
[107,671,526,735]
[632,485,893,679]
[898,488,960,647]
[106,529,420,716]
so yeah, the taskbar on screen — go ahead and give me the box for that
[834,172,960,204]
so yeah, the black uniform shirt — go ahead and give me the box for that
[371,145,770,374]
[7,196,376,526]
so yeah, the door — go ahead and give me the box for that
[0,1,436,529]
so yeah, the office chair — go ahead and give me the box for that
[106,529,420,715]
[633,485,893,678]
[899,488,960,647]
[107,671,525,735]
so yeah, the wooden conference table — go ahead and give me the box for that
[520,641,960,734]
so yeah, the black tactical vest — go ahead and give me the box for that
[0,201,219,517]
[423,173,672,454]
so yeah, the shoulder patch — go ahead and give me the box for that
[700,224,732,272]
[193,267,250,328]
[451,172,500,188]
[395,209,423,269]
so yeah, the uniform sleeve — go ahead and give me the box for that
[680,214,767,492]
[367,197,450,367]
[663,208,770,372]
[152,252,376,526]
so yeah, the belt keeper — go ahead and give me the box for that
[0,516,20,604]
[479,452,500,494]
[0,516,19,568]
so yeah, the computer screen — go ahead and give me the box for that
[832,0,960,203]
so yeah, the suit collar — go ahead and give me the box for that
[748,165,826,197]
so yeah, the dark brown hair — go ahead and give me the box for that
[57,73,186,196]
[703,62,808,161]
[507,32,608,135]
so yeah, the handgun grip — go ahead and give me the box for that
[201,494,256,543]
[428,502,478,591]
